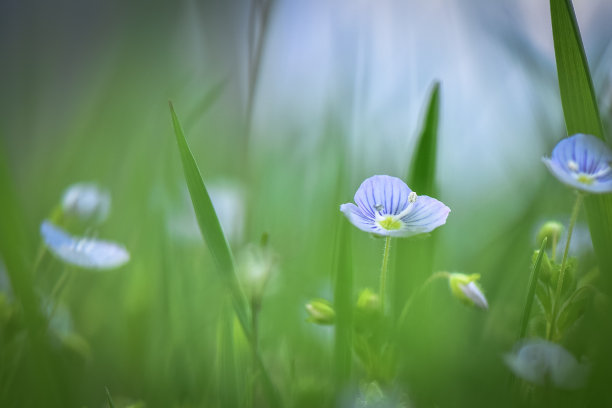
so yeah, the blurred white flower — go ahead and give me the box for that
[167,180,245,245]
[504,339,590,390]
[237,236,277,301]
[61,182,111,224]
[40,221,129,270]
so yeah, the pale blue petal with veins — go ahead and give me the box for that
[340,175,450,237]
[543,134,612,193]
[41,221,129,270]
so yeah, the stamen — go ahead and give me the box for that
[567,160,579,172]
[592,164,611,179]
[395,192,418,220]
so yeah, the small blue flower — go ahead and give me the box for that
[504,339,589,390]
[340,175,450,237]
[543,133,612,193]
[40,221,129,270]
[61,182,111,224]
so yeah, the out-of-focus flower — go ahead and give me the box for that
[543,134,612,193]
[340,175,450,237]
[61,182,111,224]
[167,180,245,244]
[237,235,276,301]
[305,298,335,325]
[448,273,488,309]
[536,221,563,249]
[40,221,129,270]
[504,339,590,390]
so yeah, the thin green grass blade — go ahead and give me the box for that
[550,0,612,276]
[169,103,281,408]
[169,101,251,339]
[333,218,353,389]
[393,82,441,316]
[106,387,116,408]
[517,238,547,340]
[408,82,440,196]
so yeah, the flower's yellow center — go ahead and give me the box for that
[378,216,402,230]
[576,174,594,185]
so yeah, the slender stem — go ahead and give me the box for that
[250,298,261,408]
[554,193,582,302]
[397,271,449,328]
[517,238,547,341]
[379,236,392,313]
[551,233,558,261]
[49,269,70,301]
[549,192,583,340]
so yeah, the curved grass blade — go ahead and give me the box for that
[550,0,612,276]
[408,81,441,196]
[169,101,251,338]
[169,103,281,407]
[105,387,116,408]
[517,238,547,341]
[393,82,441,316]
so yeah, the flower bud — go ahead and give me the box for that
[305,299,335,325]
[448,273,488,309]
[356,288,380,313]
[61,182,111,224]
[532,249,553,283]
[536,221,563,251]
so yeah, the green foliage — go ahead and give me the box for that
[518,239,547,340]
[550,0,612,278]
[393,82,442,316]
[169,102,251,339]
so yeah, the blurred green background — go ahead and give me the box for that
[2,0,612,407]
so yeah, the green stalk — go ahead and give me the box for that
[549,193,583,340]
[379,236,392,313]
[518,238,548,341]
[397,271,449,328]
[554,193,582,303]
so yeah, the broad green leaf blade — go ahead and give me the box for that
[393,82,441,316]
[169,101,251,339]
[333,218,353,388]
[517,238,547,341]
[550,0,612,276]
[550,0,603,138]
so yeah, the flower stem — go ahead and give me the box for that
[549,192,583,340]
[379,236,392,313]
[397,271,449,327]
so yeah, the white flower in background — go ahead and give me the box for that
[504,339,590,390]
[40,221,129,270]
[237,236,277,301]
[168,180,245,245]
[61,182,111,224]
